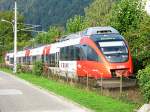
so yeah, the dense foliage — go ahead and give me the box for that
[108,0,150,72]
[110,0,144,33]
[34,26,62,45]
[32,61,43,76]
[85,0,115,26]
[0,11,32,62]
[0,0,91,30]
[123,15,150,72]
[66,15,89,33]
[137,65,150,102]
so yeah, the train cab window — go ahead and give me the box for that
[82,45,99,61]
[87,47,99,61]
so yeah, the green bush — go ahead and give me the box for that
[32,61,43,76]
[20,65,31,73]
[137,65,150,102]
[132,56,143,74]
[17,64,22,73]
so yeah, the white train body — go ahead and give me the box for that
[5,27,133,79]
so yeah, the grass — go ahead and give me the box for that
[0,68,137,112]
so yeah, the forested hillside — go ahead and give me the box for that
[0,0,91,30]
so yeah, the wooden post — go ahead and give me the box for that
[66,71,68,83]
[72,69,76,84]
[120,75,123,94]
[58,69,61,80]
[52,68,55,80]
[70,72,73,84]
[86,71,89,90]
[47,68,50,79]
[101,75,103,94]
[55,69,58,81]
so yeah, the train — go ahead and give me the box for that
[5,26,133,79]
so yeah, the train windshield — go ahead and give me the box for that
[91,34,128,63]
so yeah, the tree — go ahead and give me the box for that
[66,15,89,33]
[110,0,144,34]
[0,11,32,62]
[85,0,115,26]
[124,14,150,69]
[35,26,62,44]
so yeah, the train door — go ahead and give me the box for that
[55,52,59,67]
[59,46,77,78]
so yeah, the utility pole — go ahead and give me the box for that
[13,0,17,73]
[1,1,44,73]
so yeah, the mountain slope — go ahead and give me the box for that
[0,0,91,30]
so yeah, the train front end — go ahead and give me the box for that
[80,27,133,79]
[93,34,133,78]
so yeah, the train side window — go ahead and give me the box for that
[61,46,79,61]
[68,46,75,60]
[80,46,87,60]
[60,45,94,61]
[44,54,49,63]
[46,55,48,61]
[65,47,69,60]
[67,46,77,61]
[19,57,21,63]
[32,56,36,62]
[60,47,68,61]
[10,58,14,64]
[23,57,26,63]
[7,56,9,61]
[42,55,44,63]
[74,45,87,60]
[60,48,64,61]
[56,52,59,67]
[74,46,81,60]
[26,56,31,65]
[48,53,56,67]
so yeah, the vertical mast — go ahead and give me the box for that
[13,0,17,73]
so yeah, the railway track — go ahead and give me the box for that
[49,67,137,90]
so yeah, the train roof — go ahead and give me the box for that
[59,32,82,42]
[59,26,120,41]
[6,52,14,58]
[30,45,46,56]
[5,26,121,57]
[83,26,119,35]
[17,51,26,57]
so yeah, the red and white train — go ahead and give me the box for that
[5,27,133,79]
